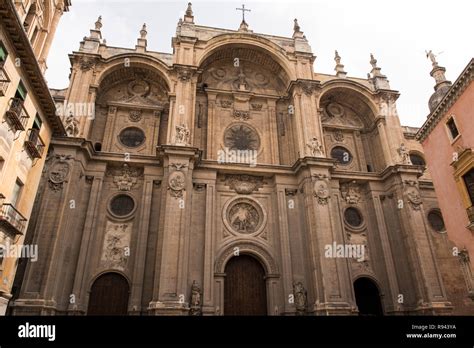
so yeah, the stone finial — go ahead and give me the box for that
[140,23,147,39]
[95,16,102,30]
[183,2,194,23]
[368,53,390,89]
[238,19,249,32]
[186,2,193,17]
[426,51,452,112]
[334,50,347,78]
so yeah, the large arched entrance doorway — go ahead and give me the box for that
[353,277,384,316]
[224,255,267,315]
[87,273,129,315]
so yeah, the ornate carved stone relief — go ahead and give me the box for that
[313,174,330,205]
[224,174,264,194]
[321,102,364,128]
[223,197,266,236]
[48,154,73,192]
[233,110,250,121]
[251,103,263,111]
[107,163,142,191]
[64,115,79,137]
[189,281,202,316]
[168,171,186,198]
[292,282,307,315]
[101,221,131,269]
[128,110,142,122]
[404,180,422,210]
[340,181,362,204]
[174,124,190,145]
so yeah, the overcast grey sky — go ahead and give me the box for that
[45,0,474,127]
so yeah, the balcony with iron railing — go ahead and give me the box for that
[0,65,10,96]
[467,206,474,231]
[4,97,29,132]
[0,202,27,236]
[24,128,45,159]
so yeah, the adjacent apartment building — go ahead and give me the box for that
[417,57,474,300]
[0,0,69,314]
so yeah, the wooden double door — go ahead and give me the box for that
[224,255,268,315]
[87,273,129,315]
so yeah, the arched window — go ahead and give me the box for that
[410,153,426,166]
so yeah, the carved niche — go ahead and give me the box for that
[292,282,307,315]
[101,221,132,269]
[313,174,330,205]
[48,155,73,192]
[189,280,203,316]
[107,163,142,191]
[225,174,264,194]
[404,180,422,210]
[174,124,190,146]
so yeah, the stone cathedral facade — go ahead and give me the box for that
[11,4,474,315]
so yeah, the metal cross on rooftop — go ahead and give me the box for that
[236,4,251,22]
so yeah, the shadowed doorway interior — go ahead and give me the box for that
[87,272,129,315]
[224,255,267,315]
[353,277,384,316]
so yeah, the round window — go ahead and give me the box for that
[344,207,363,227]
[331,146,352,165]
[410,153,426,166]
[119,127,145,148]
[109,194,135,217]
[428,210,445,232]
[224,124,260,151]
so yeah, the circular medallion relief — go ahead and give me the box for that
[127,79,150,96]
[224,124,260,151]
[327,102,345,117]
[223,198,266,235]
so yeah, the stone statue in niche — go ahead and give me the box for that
[189,280,202,316]
[307,137,324,157]
[398,143,412,164]
[64,114,79,137]
[175,124,190,145]
[293,282,307,315]
[228,202,260,234]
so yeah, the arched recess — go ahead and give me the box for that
[196,34,296,82]
[196,40,294,164]
[318,84,387,172]
[214,240,279,276]
[88,59,171,154]
[353,276,384,316]
[87,272,130,315]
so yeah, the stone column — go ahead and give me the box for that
[395,172,451,314]
[129,169,155,314]
[275,181,294,315]
[148,146,200,315]
[267,99,280,164]
[302,163,353,314]
[201,174,217,315]
[69,170,105,313]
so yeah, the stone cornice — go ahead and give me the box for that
[0,0,66,136]
[416,58,474,142]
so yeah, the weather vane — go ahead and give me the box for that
[236,4,251,22]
